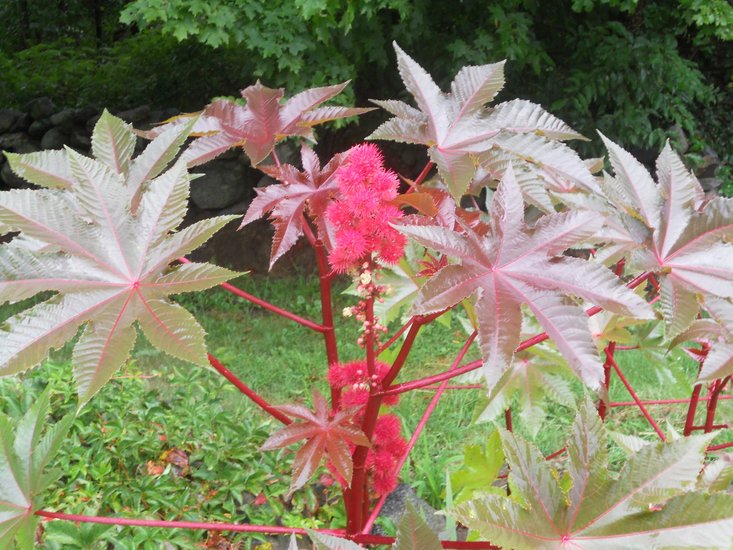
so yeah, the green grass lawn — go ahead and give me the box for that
[1,272,731,548]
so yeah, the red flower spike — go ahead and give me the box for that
[326,144,407,272]
[260,389,369,495]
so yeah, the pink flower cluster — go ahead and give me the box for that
[326,144,407,272]
[327,360,407,495]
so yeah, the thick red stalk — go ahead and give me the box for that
[361,331,478,534]
[302,218,342,406]
[708,441,733,452]
[178,257,326,333]
[376,317,415,355]
[504,409,513,431]
[207,354,291,425]
[345,291,378,533]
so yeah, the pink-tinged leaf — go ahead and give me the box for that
[240,146,345,267]
[4,150,74,189]
[0,291,126,376]
[136,298,208,366]
[91,109,137,175]
[656,142,698,257]
[290,437,326,495]
[153,262,238,294]
[599,132,662,229]
[325,436,353,484]
[511,283,604,389]
[450,62,505,116]
[0,112,238,398]
[308,531,365,550]
[659,277,699,338]
[73,305,138,402]
[485,99,586,141]
[181,132,243,167]
[390,193,438,217]
[699,342,733,381]
[475,277,523,388]
[400,170,645,390]
[298,106,374,126]
[373,45,589,200]
[128,117,196,202]
[260,423,320,451]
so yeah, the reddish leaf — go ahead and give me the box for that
[146,82,372,167]
[240,145,348,268]
[390,192,438,217]
[261,389,369,495]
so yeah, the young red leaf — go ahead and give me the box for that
[145,82,372,167]
[261,389,369,495]
[396,166,653,390]
[240,145,348,268]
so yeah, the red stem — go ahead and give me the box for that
[607,353,666,441]
[504,409,513,431]
[704,376,730,433]
[405,161,435,192]
[597,343,616,421]
[382,321,423,387]
[178,257,326,333]
[207,354,291,425]
[361,331,478,534]
[684,345,709,436]
[376,317,415,355]
[611,395,733,407]
[36,511,496,549]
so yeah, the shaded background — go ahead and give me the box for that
[0,0,731,186]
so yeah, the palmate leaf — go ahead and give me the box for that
[145,82,372,167]
[0,112,239,402]
[241,145,347,268]
[598,135,733,341]
[396,167,653,390]
[450,400,733,549]
[260,390,369,496]
[0,389,74,550]
[369,42,591,200]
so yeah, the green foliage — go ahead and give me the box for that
[0,32,251,111]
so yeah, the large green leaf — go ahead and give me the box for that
[0,389,74,550]
[450,400,733,549]
[0,112,239,402]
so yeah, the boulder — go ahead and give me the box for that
[70,129,91,150]
[73,106,98,125]
[0,132,38,154]
[40,128,69,150]
[0,109,23,134]
[1,162,30,189]
[117,104,151,124]
[699,177,722,193]
[372,483,446,537]
[28,119,51,139]
[27,97,56,120]
[49,108,76,133]
[190,160,249,210]
[696,146,721,179]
